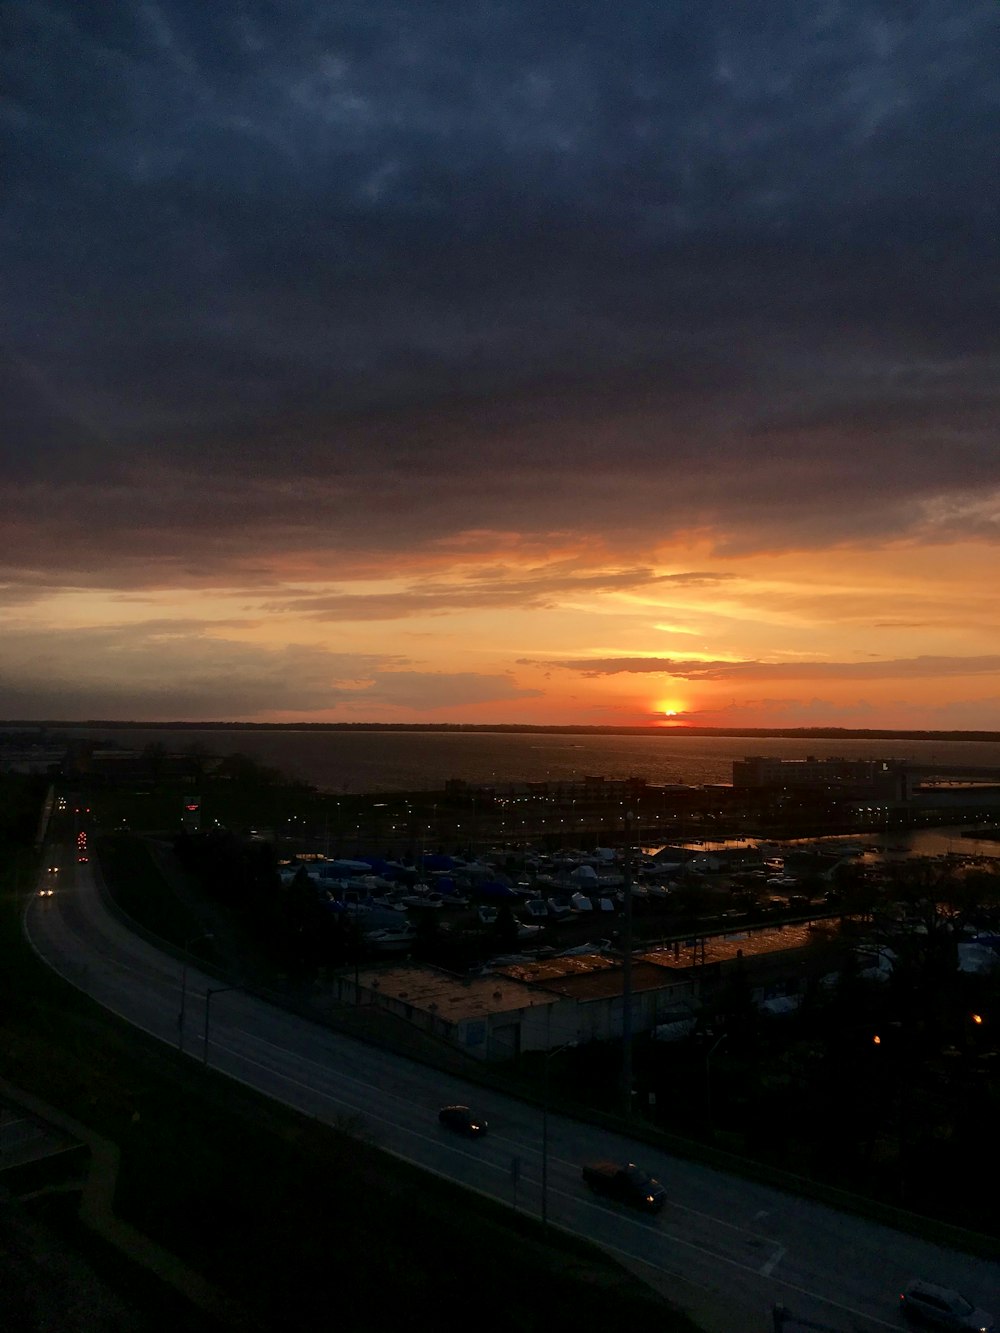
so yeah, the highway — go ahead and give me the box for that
[25,856,1000,1333]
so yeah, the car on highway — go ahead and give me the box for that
[438,1105,488,1137]
[900,1279,994,1330]
[581,1161,666,1213]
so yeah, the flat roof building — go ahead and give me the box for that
[733,756,907,799]
[333,920,843,1060]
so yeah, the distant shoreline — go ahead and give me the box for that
[4,720,1000,742]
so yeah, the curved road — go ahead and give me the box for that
[25,856,999,1333]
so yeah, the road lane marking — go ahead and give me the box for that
[215,1024,542,1134]
[760,1243,786,1276]
[596,1236,900,1330]
[206,1037,535,1172]
[216,1026,787,1264]
[669,1196,781,1243]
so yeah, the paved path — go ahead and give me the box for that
[0,1076,256,1330]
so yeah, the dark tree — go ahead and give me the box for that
[491,903,520,953]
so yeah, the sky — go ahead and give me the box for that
[3,1,1000,728]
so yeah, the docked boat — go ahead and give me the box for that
[523,898,550,920]
[644,883,672,901]
[439,891,470,909]
[401,890,443,909]
[363,923,417,953]
[370,890,409,911]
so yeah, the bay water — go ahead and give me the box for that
[63,727,1000,797]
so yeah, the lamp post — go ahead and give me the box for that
[353,908,362,1005]
[177,932,214,1054]
[202,985,240,1066]
[541,1037,577,1227]
[621,810,635,1120]
[705,1031,728,1125]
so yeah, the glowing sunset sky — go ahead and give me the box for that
[3,2,999,727]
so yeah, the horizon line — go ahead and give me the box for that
[4,720,1000,741]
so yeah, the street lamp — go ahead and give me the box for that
[705,1031,728,1125]
[541,1037,578,1227]
[202,985,240,1066]
[621,810,635,1120]
[177,932,214,1054]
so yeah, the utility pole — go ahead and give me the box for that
[177,932,213,1055]
[542,1030,577,1227]
[621,809,634,1120]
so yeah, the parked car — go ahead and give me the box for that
[438,1105,488,1137]
[900,1279,994,1330]
[581,1161,666,1213]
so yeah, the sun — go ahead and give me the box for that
[655,699,687,722]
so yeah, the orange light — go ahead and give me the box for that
[873,1034,881,1045]
[972,1013,983,1025]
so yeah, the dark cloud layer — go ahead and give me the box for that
[0,621,537,719]
[3,1,999,585]
[528,654,1000,681]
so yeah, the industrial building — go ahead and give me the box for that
[333,920,838,1061]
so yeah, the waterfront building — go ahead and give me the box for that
[733,756,908,800]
